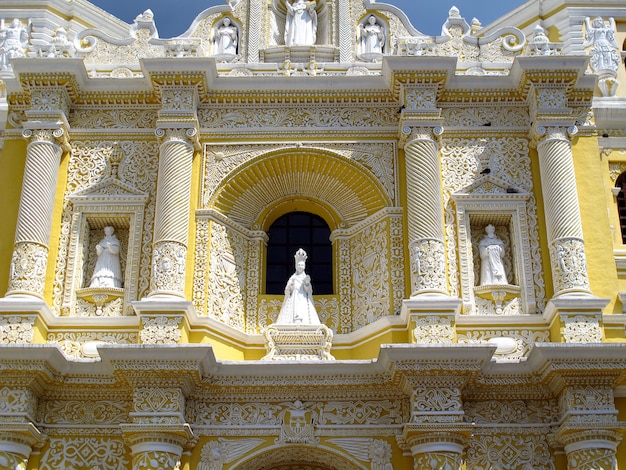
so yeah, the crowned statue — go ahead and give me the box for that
[275,248,321,325]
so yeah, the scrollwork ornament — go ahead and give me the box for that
[413,315,454,344]
[133,450,180,470]
[412,452,462,470]
[151,241,186,294]
[8,242,48,296]
[139,315,183,344]
[39,437,129,470]
[562,314,602,343]
[0,315,35,344]
[410,238,446,294]
[551,238,590,293]
[567,447,617,470]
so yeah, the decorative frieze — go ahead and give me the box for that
[139,315,183,344]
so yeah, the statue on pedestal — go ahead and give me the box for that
[285,0,317,46]
[275,248,320,325]
[90,226,123,288]
[0,19,29,69]
[479,224,508,286]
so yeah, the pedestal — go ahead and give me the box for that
[263,324,334,360]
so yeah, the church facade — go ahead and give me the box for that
[0,0,626,468]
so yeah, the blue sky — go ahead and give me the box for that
[90,0,527,38]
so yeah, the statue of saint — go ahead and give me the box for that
[90,226,123,288]
[284,0,317,46]
[479,224,508,286]
[584,16,619,73]
[275,249,321,325]
[215,17,238,56]
[0,19,29,69]
[359,15,385,56]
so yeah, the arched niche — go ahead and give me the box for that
[195,147,404,334]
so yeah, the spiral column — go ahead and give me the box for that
[402,126,447,297]
[535,125,591,296]
[149,127,197,297]
[6,128,67,298]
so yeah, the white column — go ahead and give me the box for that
[7,128,67,298]
[402,126,447,296]
[535,125,591,296]
[149,127,196,297]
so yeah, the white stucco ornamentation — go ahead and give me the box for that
[139,315,183,344]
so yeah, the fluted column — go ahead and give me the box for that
[535,125,590,296]
[149,127,197,297]
[7,127,68,298]
[402,125,447,296]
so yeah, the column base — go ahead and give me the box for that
[543,294,609,343]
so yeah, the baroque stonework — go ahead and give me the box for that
[0,315,35,344]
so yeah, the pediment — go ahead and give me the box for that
[452,176,528,200]
[69,177,148,204]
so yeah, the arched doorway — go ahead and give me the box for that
[233,445,364,470]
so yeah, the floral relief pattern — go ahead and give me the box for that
[0,315,35,344]
[39,437,129,470]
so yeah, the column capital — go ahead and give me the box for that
[399,123,444,149]
[155,126,200,151]
[22,126,70,152]
[530,124,578,148]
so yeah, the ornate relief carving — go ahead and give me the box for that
[465,430,555,469]
[609,162,626,184]
[350,218,390,329]
[464,399,558,424]
[410,238,446,293]
[134,387,183,415]
[441,106,529,127]
[198,438,264,470]
[413,452,462,470]
[193,218,210,316]
[0,315,36,344]
[566,447,617,469]
[559,385,616,423]
[411,387,463,423]
[457,329,549,361]
[8,242,47,296]
[46,332,138,359]
[161,87,197,112]
[69,109,157,129]
[188,399,403,427]
[441,136,545,309]
[0,387,37,418]
[139,315,183,344]
[133,450,179,470]
[561,314,603,344]
[536,87,568,110]
[413,315,455,344]
[207,222,246,330]
[198,106,397,130]
[41,399,128,425]
[0,452,27,469]
[276,400,318,445]
[29,87,69,115]
[151,241,187,294]
[551,238,590,293]
[54,141,159,314]
[39,437,129,470]
[203,142,397,209]
[327,438,393,469]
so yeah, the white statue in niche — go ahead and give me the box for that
[90,226,123,288]
[284,0,317,46]
[275,248,321,325]
[479,224,508,286]
[359,15,385,56]
[214,17,238,56]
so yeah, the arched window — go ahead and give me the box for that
[266,211,333,295]
[616,172,626,244]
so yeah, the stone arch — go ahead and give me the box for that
[209,147,392,230]
[232,444,366,470]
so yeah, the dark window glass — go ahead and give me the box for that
[617,173,626,244]
[266,212,333,294]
